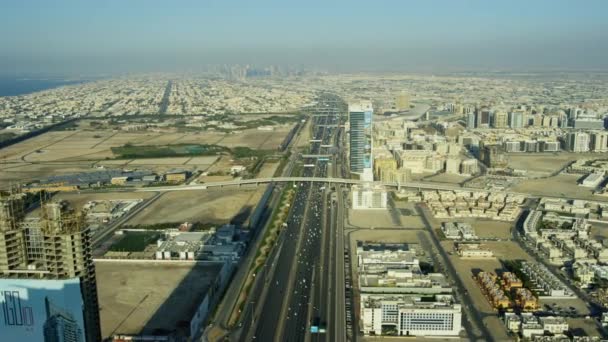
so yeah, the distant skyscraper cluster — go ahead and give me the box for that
[211,64,308,80]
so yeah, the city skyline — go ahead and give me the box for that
[3,2,608,341]
[2,0,608,75]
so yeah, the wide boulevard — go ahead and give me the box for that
[251,94,347,341]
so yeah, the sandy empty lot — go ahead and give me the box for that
[0,125,291,185]
[213,125,293,150]
[511,174,598,200]
[348,209,425,229]
[296,118,312,148]
[508,152,608,176]
[567,317,603,337]
[349,229,426,246]
[126,188,265,225]
[589,221,608,240]
[96,261,221,338]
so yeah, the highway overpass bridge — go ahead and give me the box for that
[137,176,527,196]
[135,176,608,205]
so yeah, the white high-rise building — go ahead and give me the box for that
[509,111,524,128]
[445,157,461,174]
[466,112,476,129]
[566,131,590,152]
[460,159,479,175]
[591,131,608,152]
[505,141,522,153]
[349,101,374,181]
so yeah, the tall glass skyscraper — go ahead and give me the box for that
[44,297,84,342]
[349,101,374,181]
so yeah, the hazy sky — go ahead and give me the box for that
[1,0,608,75]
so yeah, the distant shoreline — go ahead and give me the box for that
[0,77,89,97]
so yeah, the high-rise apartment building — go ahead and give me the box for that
[466,112,476,129]
[492,111,508,129]
[508,111,524,129]
[541,141,561,152]
[0,194,100,342]
[504,141,523,153]
[349,101,374,181]
[566,131,590,152]
[460,159,479,175]
[476,108,492,128]
[445,157,461,174]
[44,297,84,342]
[591,131,608,152]
[480,144,508,168]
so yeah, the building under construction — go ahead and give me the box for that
[0,190,101,342]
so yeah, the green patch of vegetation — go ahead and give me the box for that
[109,232,161,252]
[419,261,435,273]
[89,121,105,129]
[229,185,295,327]
[231,146,274,159]
[273,151,292,177]
[536,219,573,232]
[247,158,266,177]
[435,228,446,240]
[290,162,303,177]
[111,142,276,162]
[419,296,437,302]
[0,132,17,143]
[111,143,229,159]
[51,121,79,131]
[232,114,305,129]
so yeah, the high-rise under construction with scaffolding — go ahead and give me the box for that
[0,191,101,342]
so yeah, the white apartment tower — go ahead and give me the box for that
[591,131,608,152]
[566,131,590,152]
[349,101,374,181]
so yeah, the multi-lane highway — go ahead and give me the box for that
[309,113,348,342]
[252,94,343,342]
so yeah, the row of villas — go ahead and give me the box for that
[396,189,524,221]
[524,203,608,290]
[476,271,539,311]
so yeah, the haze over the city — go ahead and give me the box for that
[4,1,608,342]
[2,0,608,75]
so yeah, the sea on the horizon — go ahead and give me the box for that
[0,77,87,97]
